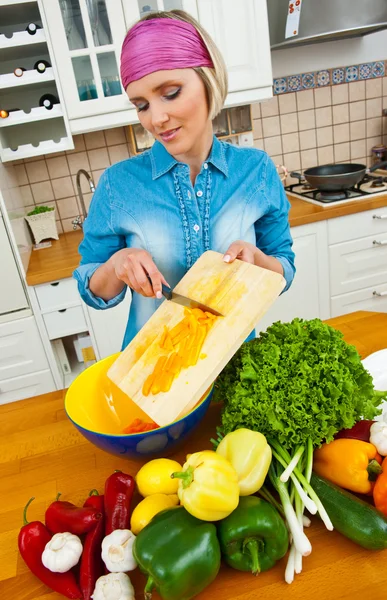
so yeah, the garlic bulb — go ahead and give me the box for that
[42,532,82,573]
[91,573,135,600]
[101,529,137,573]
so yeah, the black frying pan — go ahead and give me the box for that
[290,161,387,192]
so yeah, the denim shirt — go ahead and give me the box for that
[74,135,295,349]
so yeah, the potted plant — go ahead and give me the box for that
[25,205,59,244]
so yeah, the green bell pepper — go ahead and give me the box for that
[217,496,289,575]
[132,506,221,600]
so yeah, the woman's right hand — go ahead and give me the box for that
[110,248,169,299]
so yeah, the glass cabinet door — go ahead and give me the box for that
[43,0,130,120]
[58,0,121,104]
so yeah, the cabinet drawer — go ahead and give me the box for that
[35,278,81,312]
[329,233,387,295]
[328,207,387,245]
[0,370,56,405]
[0,316,49,381]
[43,306,88,340]
[331,284,387,318]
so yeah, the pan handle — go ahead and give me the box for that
[289,171,304,181]
[369,160,387,173]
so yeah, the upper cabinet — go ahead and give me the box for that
[0,0,74,162]
[40,0,134,133]
[188,0,273,107]
[39,0,273,135]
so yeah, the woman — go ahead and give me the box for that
[74,10,295,350]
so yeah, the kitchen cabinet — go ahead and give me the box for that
[256,221,331,333]
[0,315,55,405]
[40,0,273,134]
[29,275,131,390]
[0,0,73,161]
[328,207,387,317]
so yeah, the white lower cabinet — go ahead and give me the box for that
[85,290,132,359]
[0,370,55,405]
[331,284,387,317]
[0,315,55,405]
[329,207,387,318]
[0,317,50,381]
[256,221,330,334]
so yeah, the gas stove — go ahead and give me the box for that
[285,170,387,207]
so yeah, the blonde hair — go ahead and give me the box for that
[138,10,228,120]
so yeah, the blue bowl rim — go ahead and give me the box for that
[65,384,214,439]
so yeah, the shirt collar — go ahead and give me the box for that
[150,135,229,180]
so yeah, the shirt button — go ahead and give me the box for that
[196,190,203,197]
[203,163,208,169]
[187,191,191,199]
[193,224,200,232]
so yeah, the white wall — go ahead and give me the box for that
[271,29,387,78]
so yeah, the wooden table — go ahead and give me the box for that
[1,310,387,600]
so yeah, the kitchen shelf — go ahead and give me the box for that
[0,28,46,50]
[0,67,54,89]
[0,104,63,128]
[1,136,72,161]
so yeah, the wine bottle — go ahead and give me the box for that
[25,23,41,35]
[39,93,59,110]
[0,108,20,119]
[34,60,51,74]
[13,67,26,77]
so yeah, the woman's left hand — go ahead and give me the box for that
[223,240,284,277]
[223,240,258,264]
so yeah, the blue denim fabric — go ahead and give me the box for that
[74,135,295,349]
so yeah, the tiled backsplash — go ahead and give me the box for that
[252,75,387,180]
[10,127,133,234]
[7,72,387,234]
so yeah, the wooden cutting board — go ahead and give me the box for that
[107,250,285,426]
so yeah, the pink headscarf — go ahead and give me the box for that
[120,18,214,89]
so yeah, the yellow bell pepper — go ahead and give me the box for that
[171,450,239,521]
[216,428,272,496]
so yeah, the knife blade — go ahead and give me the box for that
[161,283,223,317]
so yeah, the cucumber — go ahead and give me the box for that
[311,472,387,550]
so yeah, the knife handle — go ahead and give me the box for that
[146,274,172,299]
[161,283,173,300]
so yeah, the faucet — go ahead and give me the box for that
[72,169,96,230]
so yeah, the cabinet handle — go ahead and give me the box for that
[373,291,387,297]
[50,282,60,287]
[373,240,387,246]
[373,214,387,220]
[58,309,67,313]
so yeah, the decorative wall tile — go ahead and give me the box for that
[359,63,372,80]
[273,60,386,95]
[302,72,315,89]
[372,61,385,78]
[288,75,301,92]
[345,66,358,82]
[332,68,345,85]
[317,70,330,87]
[274,78,287,95]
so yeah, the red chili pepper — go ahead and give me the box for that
[334,420,375,443]
[46,492,102,535]
[104,471,136,535]
[79,490,105,600]
[18,497,82,599]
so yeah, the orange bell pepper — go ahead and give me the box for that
[313,439,383,494]
[373,456,387,516]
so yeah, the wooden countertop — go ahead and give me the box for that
[25,194,387,286]
[26,230,83,286]
[1,310,387,600]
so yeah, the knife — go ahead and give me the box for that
[160,283,223,317]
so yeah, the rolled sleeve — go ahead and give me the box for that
[254,156,296,292]
[73,169,127,310]
[73,263,128,310]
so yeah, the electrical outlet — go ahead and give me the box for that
[238,131,254,147]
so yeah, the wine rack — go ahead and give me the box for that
[0,0,73,162]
